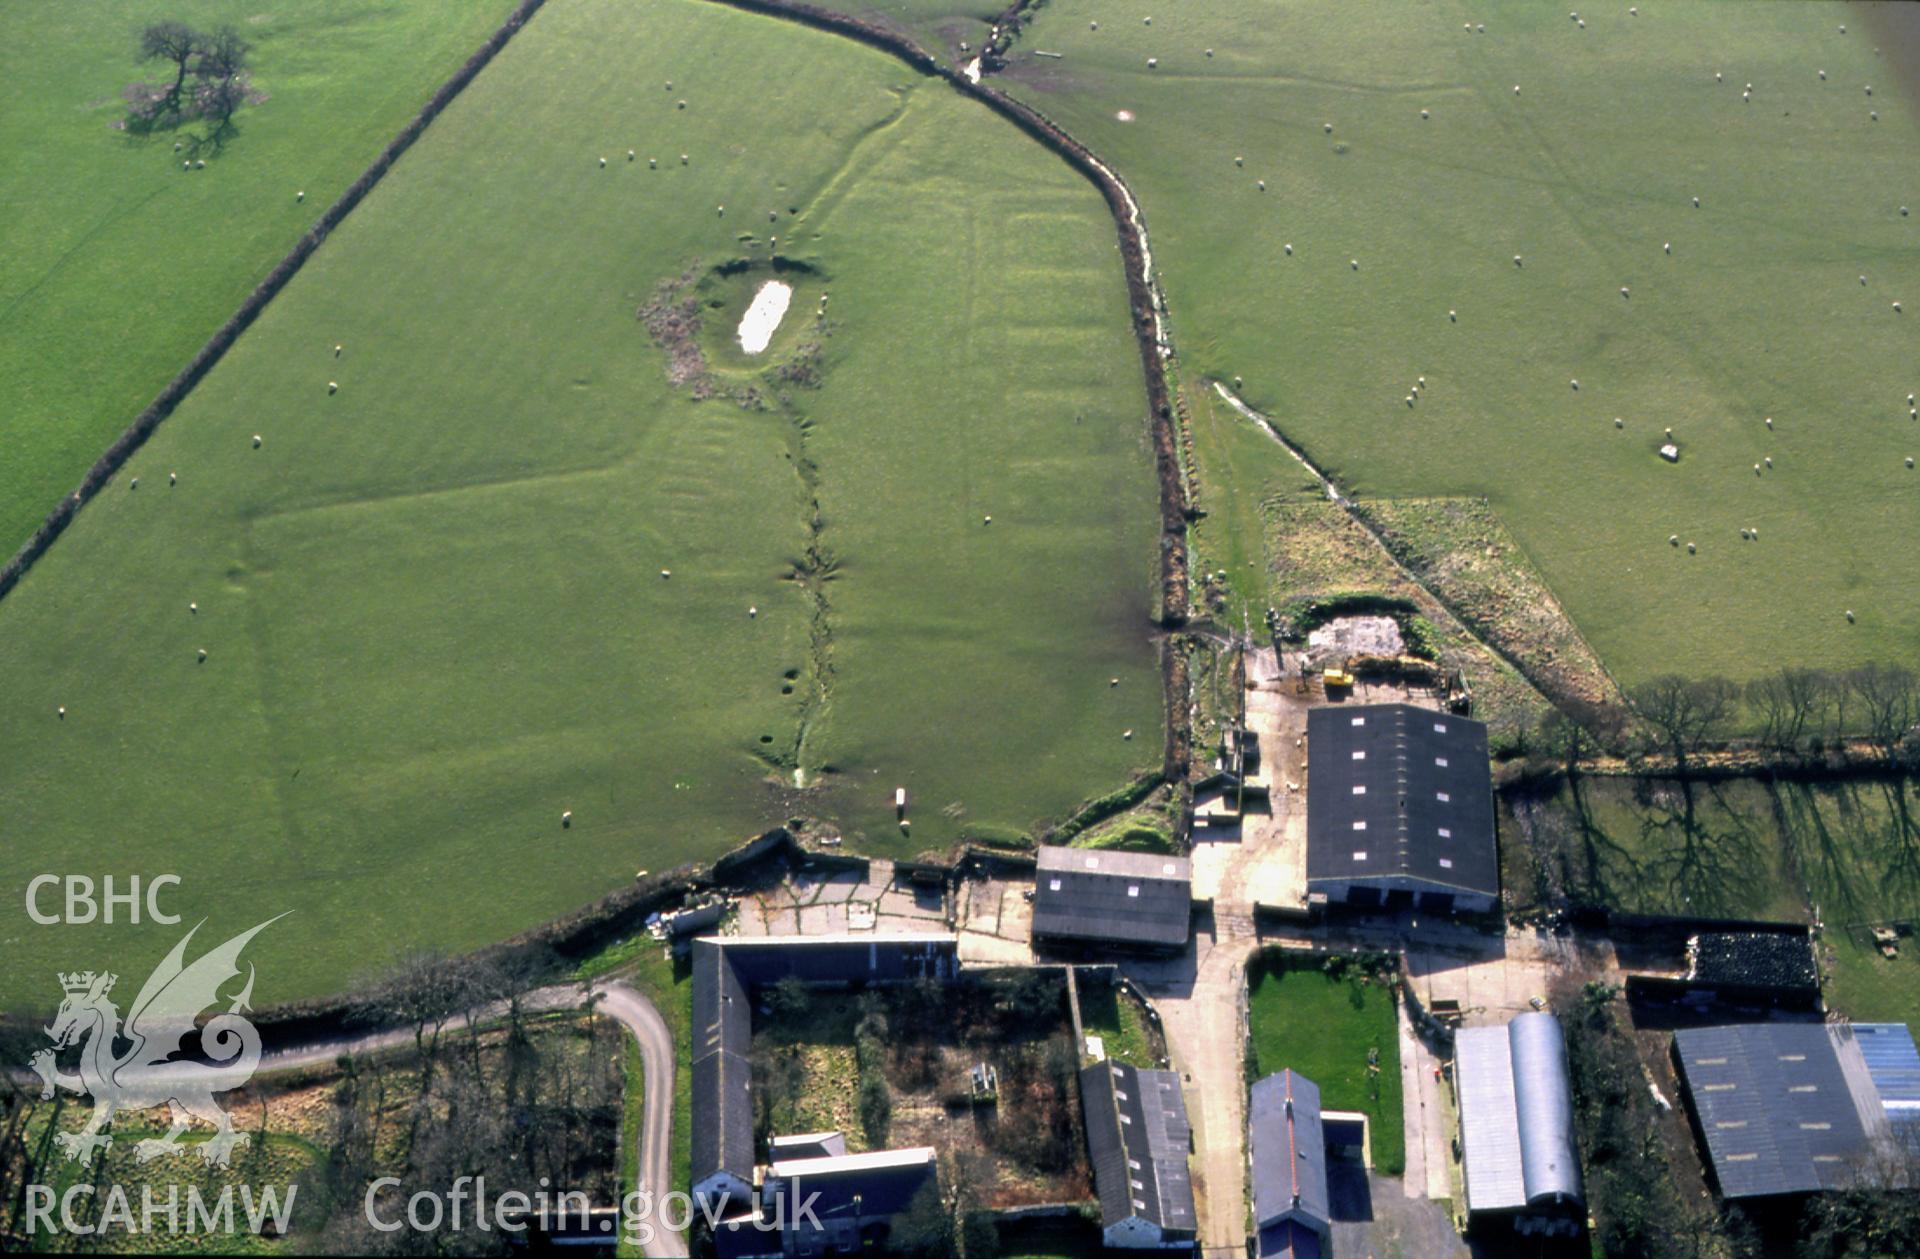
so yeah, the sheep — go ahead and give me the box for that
[1578,18,1586,27]
[1514,254,1524,266]
[1257,180,1266,191]
[334,344,343,357]
[1143,15,1151,24]
[1687,542,1697,554]
[1123,729,1134,740]
[1477,24,1485,33]
[1692,196,1701,208]
[661,569,671,579]
[1091,20,1098,29]
[1665,427,1673,438]
[1896,301,1904,313]
[189,602,197,613]
[1715,73,1722,83]
[749,606,758,617]
[168,472,177,485]
[1206,48,1214,58]
[195,159,204,169]
[983,515,992,524]
[1765,456,1773,468]
[562,810,573,827]
[1418,376,1426,387]
[1909,458,1916,469]
[1846,610,1856,623]
[252,435,262,448]
[1908,395,1915,406]
[717,205,724,215]
[1513,85,1521,95]
[1324,122,1333,133]
[1448,309,1457,321]
[1766,417,1773,429]
[1616,418,1625,428]
[677,99,687,109]
[1147,57,1157,68]
[57,706,65,719]
[328,381,338,394]
[197,648,208,662]
[599,157,606,168]
[1630,5,1637,13]
[1351,259,1360,270]
[1421,109,1430,119]
[1865,85,1873,96]
[296,191,304,202]
[648,158,657,168]
[1235,156,1243,166]
[129,477,138,490]
[1903,208,1910,217]
[1755,463,1762,475]
[1571,379,1580,390]
[1111,677,1121,687]
[1406,395,1416,406]
[1871,111,1879,121]
[1670,535,1680,546]
[1820,70,1828,81]
[1665,242,1672,254]
[680,153,689,164]
[1621,286,1630,298]
[628,150,636,161]
[1284,243,1293,255]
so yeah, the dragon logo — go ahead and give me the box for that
[27,916,284,1168]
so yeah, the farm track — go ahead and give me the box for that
[1208,379,1621,720]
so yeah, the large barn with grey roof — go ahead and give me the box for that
[1306,703,1498,914]
[1673,1022,1911,1200]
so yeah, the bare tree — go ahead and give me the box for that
[138,21,200,116]
[1846,664,1920,765]
[1631,675,1738,775]
[192,26,252,129]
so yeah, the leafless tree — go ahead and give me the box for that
[138,21,200,115]
[1631,675,1738,775]
[1846,663,1920,765]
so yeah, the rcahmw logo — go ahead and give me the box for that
[25,1183,296,1238]
[26,915,286,1170]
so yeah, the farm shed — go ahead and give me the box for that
[1250,1069,1331,1259]
[1455,1013,1586,1236]
[1306,703,1498,914]
[1854,1023,1920,1140]
[1672,1022,1901,1199]
[1031,845,1193,953]
[1080,1060,1198,1249]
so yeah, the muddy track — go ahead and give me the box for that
[712,0,1193,782]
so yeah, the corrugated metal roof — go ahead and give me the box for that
[1456,1024,1526,1212]
[1854,1023,1920,1131]
[1305,704,1498,898]
[1032,845,1193,949]
[1673,1024,1876,1198]
[1456,1014,1583,1214]
[1080,1061,1196,1234]
[1250,1070,1330,1237]
[1510,1013,1584,1205]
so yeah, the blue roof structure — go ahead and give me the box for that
[1854,1023,1920,1136]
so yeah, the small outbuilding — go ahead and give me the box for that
[1081,1060,1197,1250]
[1455,1012,1586,1237]
[1250,1069,1331,1258]
[1031,845,1193,953]
[1306,703,1499,914]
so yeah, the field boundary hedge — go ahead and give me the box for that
[712,0,1193,787]
[0,0,551,606]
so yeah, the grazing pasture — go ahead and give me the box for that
[0,0,1160,1006]
[0,0,519,558]
[1000,0,1920,691]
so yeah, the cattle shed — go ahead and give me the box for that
[1081,1060,1197,1249]
[1455,1012,1586,1235]
[1250,1069,1331,1259]
[1032,845,1193,953]
[1673,1022,1899,1199]
[1306,703,1498,914]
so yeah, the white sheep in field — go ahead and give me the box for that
[57,706,65,718]
[1421,109,1430,119]
[562,810,573,827]
[169,472,176,485]
[252,435,262,448]
[129,478,138,490]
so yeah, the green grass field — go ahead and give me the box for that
[1248,951,1405,1175]
[1001,1,1920,690]
[0,0,519,560]
[1517,774,1920,1026]
[0,0,1160,1007]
